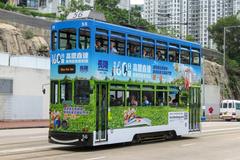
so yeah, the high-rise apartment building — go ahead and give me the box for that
[143,0,240,48]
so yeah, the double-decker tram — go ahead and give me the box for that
[49,17,202,146]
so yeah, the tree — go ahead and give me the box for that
[208,15,240,63]
[58,0,92,20]
[208,15,240,99]
[186,35,195,42]
[95,0,120,11]
[94,0,158,33]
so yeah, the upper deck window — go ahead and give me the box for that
[169,49,179,63]
[181,46,190,64]
[51,31,57,51]
[110,31,125,55]
[59,28,76,50]
[156,41,167,61]
[142,38,154,59]
[79,28,90,49]
[127,35,140,58]
[95,28,108,53]
[192,49,200,65]
[157,46,167,61]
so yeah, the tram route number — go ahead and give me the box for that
[73,12,83,18]
[67,11,91,20]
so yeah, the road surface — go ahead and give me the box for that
[0,122,240,160]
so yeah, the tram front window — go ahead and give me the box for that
[60,82,72,103]
[75,80,90,105]
[51,81,58,104]
[59,28,76,50]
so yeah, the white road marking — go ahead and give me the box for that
[0,145,64,154]
[84,156,106,160]
[203,127,240,133]
[181,143,195,147]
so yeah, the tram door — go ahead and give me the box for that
[96,83,108,142]
[189,87,201,132]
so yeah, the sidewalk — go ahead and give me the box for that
[0,120,48,129]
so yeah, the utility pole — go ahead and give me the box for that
[128,0,131,24]
[223,27,226,71]
[180,0,183,39]
[186,0,189,37]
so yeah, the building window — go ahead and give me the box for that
[0,79,13,94]
[39,0,46,7]
[61,0,65,6]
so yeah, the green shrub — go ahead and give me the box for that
[0,3,57,19]
[0,2,5,9]
[23,30,34,39]
[4,2,17,11]
[17,7,32,15]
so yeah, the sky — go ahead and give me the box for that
[131,0,144,5]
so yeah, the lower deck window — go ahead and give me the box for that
[169,91,179,106]
[156,91,168,106]
[126,90,140,106]
[142,91,154,106]
[110,90,125,106]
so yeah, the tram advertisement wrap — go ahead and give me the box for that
[50,52,201,86]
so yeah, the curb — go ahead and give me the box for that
[0,125,48,130]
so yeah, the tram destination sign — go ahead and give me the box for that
[58,64,76,74]
[67,11,91,20]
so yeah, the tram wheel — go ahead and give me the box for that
[132,135,142,144]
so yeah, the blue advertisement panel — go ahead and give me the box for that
[50,51,201,86]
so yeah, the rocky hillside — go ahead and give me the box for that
[0,23,49,56]
[204,60,233,99]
